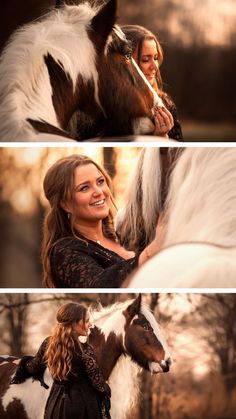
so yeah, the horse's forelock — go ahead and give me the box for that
[93,300,133,342]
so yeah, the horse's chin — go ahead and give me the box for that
[133,117,154,135]
[148,361,169,374]
[148,362,166,374]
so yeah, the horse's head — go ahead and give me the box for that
[93,22,159,136]
[0,0,158,140]
[122,294,171,374]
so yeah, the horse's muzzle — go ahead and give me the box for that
[160,357,172,373]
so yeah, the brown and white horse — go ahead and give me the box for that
[0,295,171,419]
[124,147,236,288]
[0,0,162,141]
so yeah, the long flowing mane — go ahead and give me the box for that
[0,3,99,140]
[119,147,181,250]
[164,147,236,246]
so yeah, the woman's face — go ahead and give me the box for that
[65,163,111,224]
[75,312,93,336]
[137,39,159,86]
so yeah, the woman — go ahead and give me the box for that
[11,302,111,419]
[42,154,164,288]
[122,25,183,141]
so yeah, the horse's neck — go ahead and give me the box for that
[89,326,124,381]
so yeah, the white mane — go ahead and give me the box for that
[119,148,163,248]
[0,3,99,141]
[164,147,236,246]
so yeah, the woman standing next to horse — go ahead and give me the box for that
[122,25,183,141]
[11,302,111,419]
[42,154,163,288]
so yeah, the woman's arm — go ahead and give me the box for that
[10,338,49,387]
[81,344,111,396]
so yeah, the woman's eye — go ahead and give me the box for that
[98,178,105,185]
[80,185,89,192]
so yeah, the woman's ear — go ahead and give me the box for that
[60,200,72,214]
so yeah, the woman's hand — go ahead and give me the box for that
[153,106,174,137]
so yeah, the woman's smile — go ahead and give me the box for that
[90,199,106,207]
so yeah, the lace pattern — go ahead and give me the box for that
[50,238,139,288]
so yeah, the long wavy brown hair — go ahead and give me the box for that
[42,154,117,287]
[45,302,88,381]
[121,25,165,96]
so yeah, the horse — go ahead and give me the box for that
[0,0,163,142]
[0,295,171,419]
[121,147,236,288]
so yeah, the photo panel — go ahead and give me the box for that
[1,1,236,142]
[0,145,235,289]
[0,292,236,419]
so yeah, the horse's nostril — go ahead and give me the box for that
[163,364,169,373]
[160,360,170,373]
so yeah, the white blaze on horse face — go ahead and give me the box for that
[131,58,164,111]
[2,368,52,419]
[141,304,172,363]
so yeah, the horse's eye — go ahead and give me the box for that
[125,53,132,61]
[143,324,149,331]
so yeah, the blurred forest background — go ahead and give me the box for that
[1,292,236,419]
[117,0,236,141]
[0,146,141,288]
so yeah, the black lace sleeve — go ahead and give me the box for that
[25,337,49,374]
[81,344,110,396]
[50,239,139,288]
[10,338,49,388]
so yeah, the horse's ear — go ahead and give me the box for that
[90,0,117,53]
[125,294,142,320]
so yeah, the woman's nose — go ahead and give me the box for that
[92,185,102,195]
[150,59,158,71]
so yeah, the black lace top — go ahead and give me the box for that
[50,237,139,288]
[26,337,109,395]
